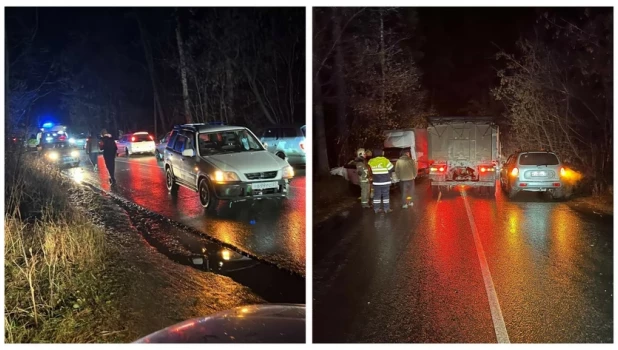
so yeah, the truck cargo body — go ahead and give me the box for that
[383,129,429,176]
[427,117,499,194]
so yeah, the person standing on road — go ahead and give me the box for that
[395,149,418,209]
[99,129,117,184]
[85,131,99,171]
[368,149,394,213]
[355,148,371,209]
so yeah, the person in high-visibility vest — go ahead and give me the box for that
[368,149,394,213]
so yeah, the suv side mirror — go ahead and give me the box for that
[182,149,195,157]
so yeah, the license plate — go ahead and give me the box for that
[251,181,279,190]
[531,171,547,177]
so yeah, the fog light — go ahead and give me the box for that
[221,249,231,261]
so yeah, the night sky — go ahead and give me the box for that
[417,7,536,114]
[9,7,149,124]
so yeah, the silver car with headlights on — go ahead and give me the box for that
[164,124,294,211]
[41,141,81,168]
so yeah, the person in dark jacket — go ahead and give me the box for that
[100,129,117,184]
[85,131,99,171]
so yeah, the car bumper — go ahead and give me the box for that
[213,179,289,200]
[512,179,563,192]
[47,156,80,167]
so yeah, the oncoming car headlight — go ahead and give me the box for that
[47,152,59,161]
[69,138,76,144]
[214,170,240,183]
[71,150,79,157]
[282,165,294,179]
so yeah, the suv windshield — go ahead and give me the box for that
[198,129,263,155]
[518,152,559,165]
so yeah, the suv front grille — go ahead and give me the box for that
[245,171,278,180]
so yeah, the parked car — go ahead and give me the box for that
[135,304,305,343]
[41,141,80,168]
[499,151,570,200]
[69,132,88,149]
[259,125,306,166]
[164,123,294,211]
[116,132,156,157]
[155,131,172,161]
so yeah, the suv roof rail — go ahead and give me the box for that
[173,122,225,130]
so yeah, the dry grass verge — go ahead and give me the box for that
[4,155,123,343]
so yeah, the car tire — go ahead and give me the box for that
[165,167,178,194]
[198,178,219,211]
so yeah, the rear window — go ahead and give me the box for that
[518,153,559,165]
[132,134,152,142]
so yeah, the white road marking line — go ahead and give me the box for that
[461,188,510,344]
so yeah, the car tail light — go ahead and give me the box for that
[299,140,305,151]
[560,167,566,177]
[481,167,486,173]
[553,183,561,187]
[430,166,447,173]
[511,167,519,176]
[149,135,154,140]
[59,135,66,141]
[131,136,136,142]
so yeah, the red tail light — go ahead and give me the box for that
[59,135,66,141]
[131,136,136,142]
[438,166,445,172]
[481,167,486,172]
[511,167,519,176]
[149,135,153,140]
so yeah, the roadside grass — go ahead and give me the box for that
[314,175,359,225]
[568,193,613,216]
[4,154,125,343]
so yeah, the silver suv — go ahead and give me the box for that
[164,124,294,211]
[499,151,569,199]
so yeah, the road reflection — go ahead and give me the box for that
[80,155,305,274]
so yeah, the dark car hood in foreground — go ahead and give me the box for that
[134,304,305,343]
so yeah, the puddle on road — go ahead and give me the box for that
[70,173,304,304]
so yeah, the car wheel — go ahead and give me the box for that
[165,167,178,193]
[198,178,219,210]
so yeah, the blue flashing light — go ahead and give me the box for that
[42,122,54,129]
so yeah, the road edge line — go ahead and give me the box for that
[461,189,511,343]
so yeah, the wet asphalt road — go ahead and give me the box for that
[313,178,613,343]
[67,152,305,276]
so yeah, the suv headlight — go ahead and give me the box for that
[214,170,240,183]
[282,165,294,179]
[47,151,59,160]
